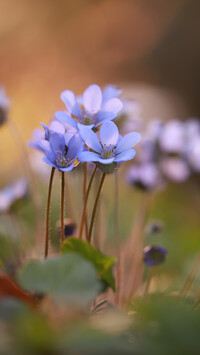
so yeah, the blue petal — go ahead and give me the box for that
[95,111,116,125]
[78,151,101,163]
[43,157,58,169]
[60,90,76,112]
[29,141,43,151]
[64,127,78,145]
[55,111,77,128]
[71,103,83,119]
[99,121,119,146]
[114,149,136,163]
[39,140,55,161]
[95,157,115,165]
[77,122,94,130]
[79,127,102,153]
[49,120,65,134]
[50,132,65,156]
[102,85,122,104]
[115,132,141,154]
[29,128,44,151]
[83,84,102,114]
[40,122,50,140]
[60,163,75,172]
[67,134,84,159]
[102,98,123,113]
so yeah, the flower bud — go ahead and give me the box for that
[144,245,167,267]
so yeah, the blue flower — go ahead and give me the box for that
[55,84,123,129]
[0,179,28,213]
[57,218,76,239]
[40,132,83,172]
[0,86,10,126]
[77,121,141,172]
[144,245,167,267]
[29,120,66,151]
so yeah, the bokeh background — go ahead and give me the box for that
[1,0,200,175]
[0,0,200,282]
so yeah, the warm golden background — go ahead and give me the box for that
[0,0,200,177]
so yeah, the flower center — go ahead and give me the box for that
[100,144,115,159]
[56,152,72,167]
[84,117,91,125]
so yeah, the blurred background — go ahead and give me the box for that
[1,0,200,176]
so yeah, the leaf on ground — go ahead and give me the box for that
[62,238,116,291]
[17,253,102,307]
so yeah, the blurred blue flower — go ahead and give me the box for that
[0,179,28,213]
[78,121,140,173]
[29,128,45,151]
[55,84,123,129]
[126,162,162,191]
[161,157,190,183]
[40,132,83,172]
[144,245,167,267]
[158,120,185,154]
[146,220,164,235]
[57,218,76,239]
[0,86,10,126]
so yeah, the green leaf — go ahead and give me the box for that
[17,253,102,307]
[62,238,116,291]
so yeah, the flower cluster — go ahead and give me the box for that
[30,84,141,173]
[126,118,200,191]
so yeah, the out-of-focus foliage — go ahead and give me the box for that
[18,253,103,307]
[62,237,116,290]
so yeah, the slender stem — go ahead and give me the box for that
[88,172,106,244]
[79,165,97,239]
[65,174,75,222]
[61,172,65,246]
[115,170,121,306]
[144,267,154,296]
[45,167,55,259]
[83,163,88,239]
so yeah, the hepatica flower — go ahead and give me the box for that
[40,132,83,172]
[55,84,123,129]
[78,121,141,173]
[144,245,167,267]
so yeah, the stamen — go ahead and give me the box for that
[56,152,72,167]
[84,117,91,125]
[101,144,115,159]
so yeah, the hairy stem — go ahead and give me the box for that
[45,167,55,258]
[61,171,65,246]
[79,165,97,239]
[83,162,88,238]
[88,172,106,244]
